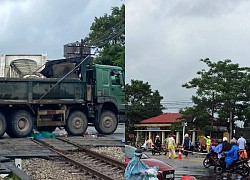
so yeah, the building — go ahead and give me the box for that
[134,113,184,145]
[134,113,230,146]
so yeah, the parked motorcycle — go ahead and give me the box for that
[190,141,201,152]
[152,144,164,155]
[214,156,250,177]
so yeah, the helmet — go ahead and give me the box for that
[156,135,159,138]
[218,139,223,144]
[134,149,143,158]
[223,137,227,142]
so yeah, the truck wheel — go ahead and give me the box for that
[95,111,118,135]
[9,110,33,138]
[37,126,56,133]
[65,111,88,135]
[0,113,7,137]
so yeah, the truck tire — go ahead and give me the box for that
[65,111,88,135]
[95,110,118,135]
[36,126,56,133]
[9,110,33,138]
[0,113,7,137]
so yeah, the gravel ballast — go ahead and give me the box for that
[22,147,124,180]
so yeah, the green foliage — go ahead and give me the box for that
[94,44,125,68]
[182,58,250,130]
[126,80,164,139]
[4,173,20,180]
[170,122,183,131]
[84,4,125,69]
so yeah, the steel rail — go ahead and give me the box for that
[32,138,114,180]
[56,137,125,170]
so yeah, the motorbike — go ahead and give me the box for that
[214,156,250,177]
[190,141,201,152]
[203,150,219,168]
[151,144,164,155]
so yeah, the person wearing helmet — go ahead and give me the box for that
[168,135,177,159]
[183,134,191,157]
[222,137,231,152]
[155,135,161,148]
[202,135,211,153]
[211,139,223,158]
[125,148,159,179]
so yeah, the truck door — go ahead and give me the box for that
[110,70,125,108]
[102,69,110,96]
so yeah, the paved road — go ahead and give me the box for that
[87,123,125,141]
[144,151,250,180]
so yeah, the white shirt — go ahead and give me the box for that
[238,137,246,149]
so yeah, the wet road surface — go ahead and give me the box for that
[144,151,250,179]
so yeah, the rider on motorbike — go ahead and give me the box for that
[211,139,223,158]
[155,135,161,149]
[222,137,231,152]
[224,141,239,170]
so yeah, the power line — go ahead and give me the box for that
[83,21,124,47]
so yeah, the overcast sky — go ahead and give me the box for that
[0,0,123,59]
[126,0,250,112]
[2,1,250,113]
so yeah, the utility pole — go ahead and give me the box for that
[229,109,233,140]
[211,92,215,137]
[182,122,187,145]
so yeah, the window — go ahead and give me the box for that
[111,70,121,85]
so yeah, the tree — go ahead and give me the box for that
[84,4,125,69]
[182,58,250,133]
[125,79,164,140]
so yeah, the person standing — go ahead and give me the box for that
[168,135,177,159]
[237,134,246,150]
[183,134,191,157]
[203,136,211,153]
[148,137,154,149]
[164,135,170,156]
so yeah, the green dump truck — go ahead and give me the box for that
[0,56,125,138]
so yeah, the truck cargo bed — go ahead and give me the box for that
[0,77,85,105]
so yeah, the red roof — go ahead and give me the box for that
[140,113,182,124]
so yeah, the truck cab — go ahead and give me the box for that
[89,64,125,134]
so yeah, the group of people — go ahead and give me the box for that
[209,134,247,169]
[142,134,178,159]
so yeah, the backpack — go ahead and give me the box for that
[238,150,248,160]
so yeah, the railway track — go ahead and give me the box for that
[32,137,124,180]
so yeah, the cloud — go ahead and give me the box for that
[126,0,250,112]
[0,0,123,59]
